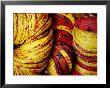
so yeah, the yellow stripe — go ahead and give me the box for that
[72,27,97,53]
[13,13,17,41]
[73,41,97,57]
[77,56,97,67]
[60,13,75,24]
[47,58,59,75]
[57,25,72,34]
[75,64,97,75]
[60,50,72,71]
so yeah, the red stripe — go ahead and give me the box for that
[60,42,73,55]
[52,47,62,75]
[52,14,74,29]
[52,56,62,75]
[52,45,69,75]
[72,70,82,75]
[76,50,97,62]
[53,29,73,47]
[54,45,70,75]
[55,53,69,75]
[76,61,97,71]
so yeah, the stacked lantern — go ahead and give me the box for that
[13,13,53,75]
[72,14,97,75]
[47,13,76,75]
